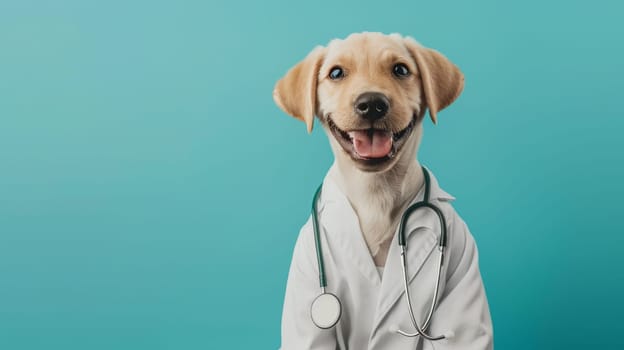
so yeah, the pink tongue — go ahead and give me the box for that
[348,130,393,158]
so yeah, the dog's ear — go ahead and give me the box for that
[273,46,325,133]
[403,38,464,124]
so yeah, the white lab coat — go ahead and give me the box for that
[280,167,493,349]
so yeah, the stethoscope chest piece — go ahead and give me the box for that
[310,292,342,329]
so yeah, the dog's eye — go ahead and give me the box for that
[329,66,344,80]
[393,63,410,78]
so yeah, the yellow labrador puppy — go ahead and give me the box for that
[274,32,492,350]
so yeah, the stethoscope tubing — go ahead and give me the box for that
[396,246,445,340]
[311,185,327,290]
[310,166,448,341]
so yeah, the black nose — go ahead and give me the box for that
[354,92,389,121]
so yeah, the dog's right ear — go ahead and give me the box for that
[273,46,325,133]
[403,37,464,124]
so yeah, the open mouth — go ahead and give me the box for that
[327,115,417,165]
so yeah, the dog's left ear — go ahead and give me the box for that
[273,46,326,133]
[403,38,464,124]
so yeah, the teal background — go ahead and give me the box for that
[1,0,623,349]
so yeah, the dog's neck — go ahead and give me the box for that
[328,136,424,267]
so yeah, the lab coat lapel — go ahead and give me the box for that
[319,176,381,285]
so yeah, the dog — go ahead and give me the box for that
[274,32,463,265]
[274,32,492,349]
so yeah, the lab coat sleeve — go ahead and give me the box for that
[279,219,338,350]
[421,214,493,350]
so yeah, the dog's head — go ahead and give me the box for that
[274,32,464,172]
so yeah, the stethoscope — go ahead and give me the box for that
[309,166,448,341]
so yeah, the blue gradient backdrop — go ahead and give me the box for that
[1,1,623,349]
